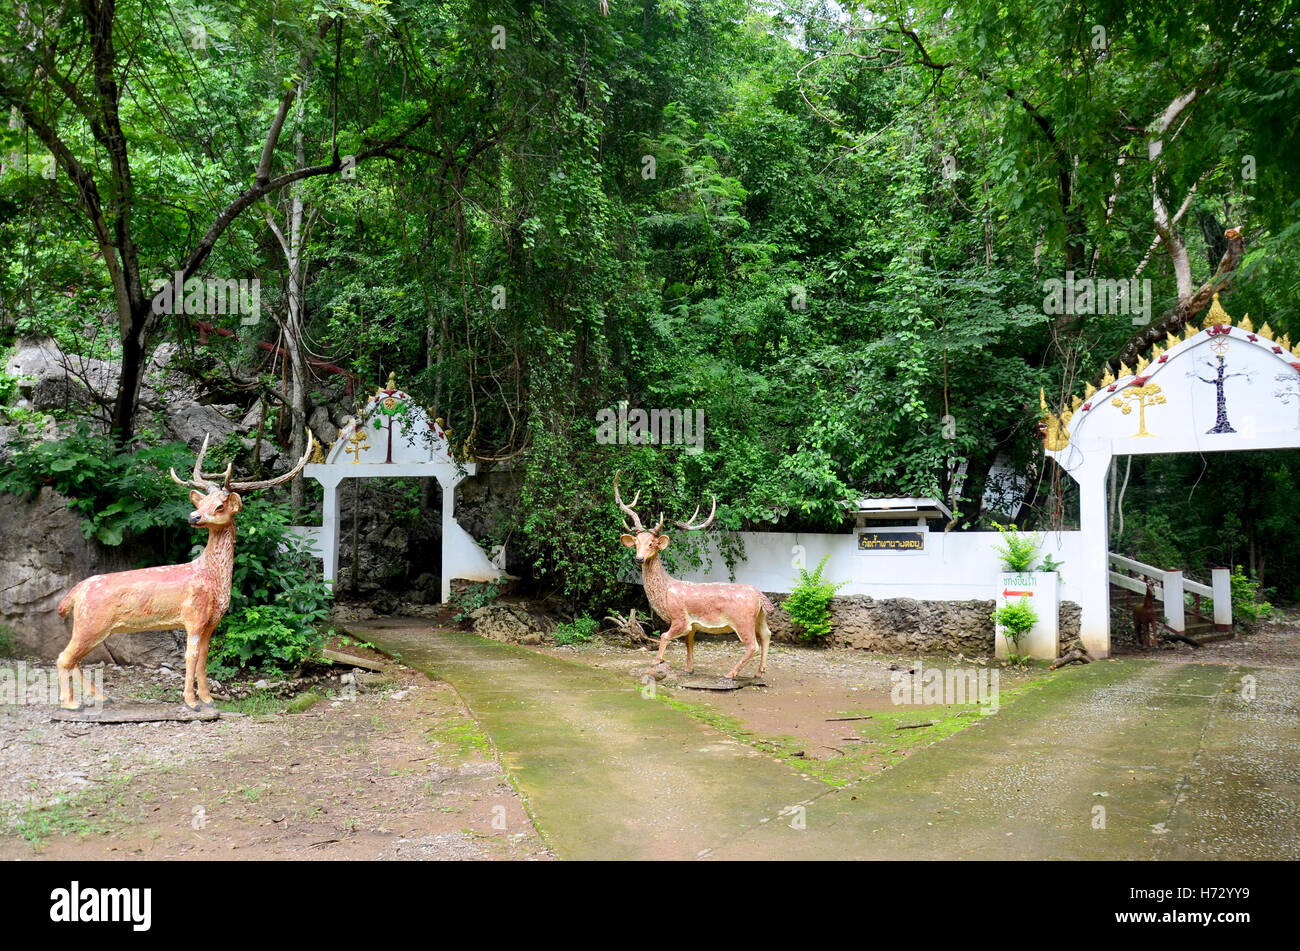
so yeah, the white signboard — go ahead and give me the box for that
[994,571,1060,661]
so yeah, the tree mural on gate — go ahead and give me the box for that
[1111,383,1166,437]
[1276,372,1300,429]
[1190,337,1254,434]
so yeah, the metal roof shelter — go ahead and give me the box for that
[848,497,953,528]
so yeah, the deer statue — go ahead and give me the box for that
[614,473,776,679]
[1133,581,1159,649]
[55,431,314,712]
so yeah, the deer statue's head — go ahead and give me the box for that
[614,471,715,565]
[170,431,315,530]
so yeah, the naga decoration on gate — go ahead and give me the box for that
[54,432,314,712]
[614,473,776,679]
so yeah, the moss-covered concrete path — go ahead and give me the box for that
[361,622,1300,860]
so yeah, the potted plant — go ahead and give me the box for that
[992,597,1039,664]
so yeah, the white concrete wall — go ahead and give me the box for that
[672,529,1086,606]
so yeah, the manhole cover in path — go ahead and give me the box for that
[665,675,768,691]
[51,703,221,723]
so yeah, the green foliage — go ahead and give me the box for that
[0,426,193,550]
[1036,554,1065,574]
[553,615,599,646]
[446,579,506,623]
[0,623,15,658]
[991,523,1042,573]
[785,554,848,642]
[992,597,1039,648]
[209,604,323,674]
[2,0,1299,604]
[1230,566,1274,628]
[211,502,333,674]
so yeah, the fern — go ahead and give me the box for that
[785,554,847,642]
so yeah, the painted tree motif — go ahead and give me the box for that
[371,374,412,464]
[1276,372,1300,429]
[1190,338,1253,434]
[1111,383,1166,437]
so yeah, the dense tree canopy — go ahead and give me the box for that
[2,0,1298,608]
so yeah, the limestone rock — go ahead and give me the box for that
[0,487,183,666]
[468,603,549,644]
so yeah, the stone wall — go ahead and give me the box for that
[0,488,182,666]
[765,594,1083,656]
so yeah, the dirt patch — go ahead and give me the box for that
[0,660,552,860]
[530,637,1048,785]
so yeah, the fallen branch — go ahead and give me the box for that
[825,715,873,722]
[1161,630,1202,649]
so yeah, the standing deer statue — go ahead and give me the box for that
[55,431,314,712]
[1133,581,1159,649]
[615,473,775,679]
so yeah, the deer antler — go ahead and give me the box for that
[227,430,315,493]
[613,471,643,532]
[675,496,717,531]
[170,434,230,491]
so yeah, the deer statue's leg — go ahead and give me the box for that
[684,631,695,674]
[757,614,771,675]
[55,647,80,711]
[182,628,202,711]
[727,622,758,680]
[56,624,98,711]
[72,665,107,704]
[655,620,687,666]
[195,629,217,710]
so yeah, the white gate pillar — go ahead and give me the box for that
[1076,460,1112,657]
[318,472,344,586]
[1212,567,1232,630]
[1162,569,1186,632]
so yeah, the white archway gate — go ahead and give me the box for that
[295,378,504,602]
[1044,295,1300,655]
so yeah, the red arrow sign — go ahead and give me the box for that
[1002,589,1034,598]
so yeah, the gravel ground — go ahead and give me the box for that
[0,664,264,814]
[0,658,552,860]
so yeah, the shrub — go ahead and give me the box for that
[1036,553,1065,574]
[0,623,15,658]
[991,522,1042,572]
[553,615,599,646]
[785,554,847,642]
[0,425,193,550]
[447,578,506,622]
[210,502,333,674]
[1230,565,1274,627]
[992,597,1038,660]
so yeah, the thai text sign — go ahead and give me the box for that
[857,531,925,552]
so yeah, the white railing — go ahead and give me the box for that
[1107,553,1231,633]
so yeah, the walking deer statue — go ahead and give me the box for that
[55,431,314,712]
[615,473,775,679]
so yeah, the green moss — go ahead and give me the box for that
[424,718,493,759]
[286,691,323,714]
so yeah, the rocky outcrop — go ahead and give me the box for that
[765,594,1084,656]
[467,602,555,645]
[0,488,183,666]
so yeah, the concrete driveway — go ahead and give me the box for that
[361,622,1299,860]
